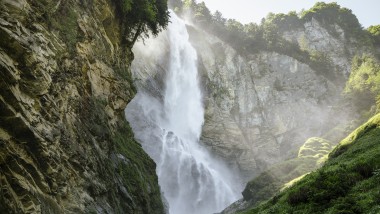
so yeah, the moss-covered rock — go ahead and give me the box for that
[298,137,333,159]
[0,0,165,213]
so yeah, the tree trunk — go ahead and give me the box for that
[130,23,143,47]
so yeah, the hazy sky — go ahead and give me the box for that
[200,0,379,28]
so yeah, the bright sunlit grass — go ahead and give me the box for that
[242,113,380,213]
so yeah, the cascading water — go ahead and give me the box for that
[126,11,240,214]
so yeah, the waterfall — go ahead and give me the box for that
[126,11,239,214]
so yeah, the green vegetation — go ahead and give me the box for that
[79,97,164,213]
[171,1,374,80]
[345,55,380,111]
[300,2,364,40]
[240,113,380,214]
[298,137,333,159]
[241,157,317,209]
[368,25,380,47]
[112,0,170,47]
[175,1,366,50]
[113,63,137,95]
[33,0,169,52]
[241,138,334,209]
[265,11,304,32]
[112,122,165,214]
[51,5,78,52]
[29,0,79,53]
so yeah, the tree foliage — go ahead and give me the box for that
[264,11,303,32]
[112,0,170,47]
[368,25,380,37]
[301,2,363,39]
[212,10,226,25]
[345,55,380,110]
[367,25,380,47]
[183,0,196,10]
[346,55,380,94]
[172,1,373,81]
[194,2,211,22]
[175,1,368,53]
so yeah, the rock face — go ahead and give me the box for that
[0,0,164,213]
[189,21,360,181]
[132,17,364,183]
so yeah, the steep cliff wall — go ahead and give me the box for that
[188,18,361,180]
[132,13,371,183]
[0,0,164,213]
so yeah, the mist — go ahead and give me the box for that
[127,2,370,213]
[125,11,241,214]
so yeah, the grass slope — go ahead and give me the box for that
[241,113,380,214]
[241,137,334,209]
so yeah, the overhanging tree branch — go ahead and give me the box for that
[130,22,144,47]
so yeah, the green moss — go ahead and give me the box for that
[57,8,78,52]
[241,113,380,214]
[281,174,307,191]
[112,121,164,214]
[38,0,79,53]
[76,97,164,213]
[113,63,137,95]
[298,137,333,158]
